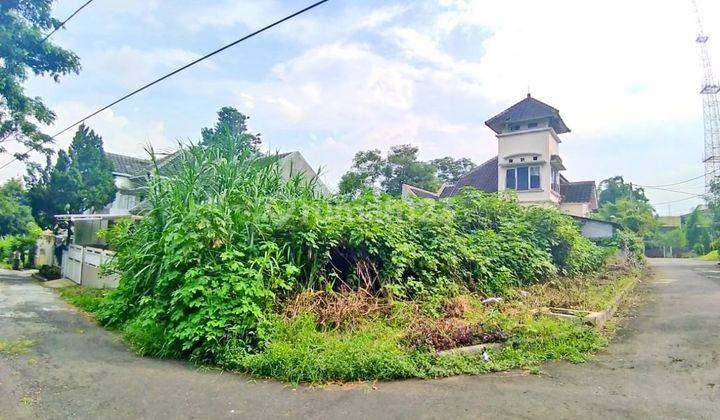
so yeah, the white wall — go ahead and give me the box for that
[497,127,562,205]
[560,202,590,217]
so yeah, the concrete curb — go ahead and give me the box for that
[543,278,637,329]
[437,342,502,357]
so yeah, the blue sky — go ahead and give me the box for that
[3,0,720,215]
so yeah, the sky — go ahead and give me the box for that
[3,0,720,216]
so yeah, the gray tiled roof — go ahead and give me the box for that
[559,181,596,203]
[440,156,499,197]
[405,185,440,199]
[106,152,150,176]
[485,95,570,134]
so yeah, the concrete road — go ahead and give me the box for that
[1,259,718,419]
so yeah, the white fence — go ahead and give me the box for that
[61,245,119,288]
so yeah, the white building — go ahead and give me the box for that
[403,94,599,218]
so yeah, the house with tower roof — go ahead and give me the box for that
[403,94,603,221]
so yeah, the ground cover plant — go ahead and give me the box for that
[83,134,635,382]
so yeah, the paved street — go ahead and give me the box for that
[1,259,719,419]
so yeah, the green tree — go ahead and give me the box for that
[339,145,440,196]
[598,176,649,205]
[0,179,35,236]
[26,150,82,228]
[68,124,116,211]
[26,125,116,228]
[200,107,260,152]
[684,206,711,253]
[429,157,475,184]
[596,197,656,237]
[0,0,81,160]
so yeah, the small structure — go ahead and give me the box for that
[403,94,616,238]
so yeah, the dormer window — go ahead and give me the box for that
[527,122,538,129]
[510,124,520,131]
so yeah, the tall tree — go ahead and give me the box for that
[0,0,81,161]
[26,125,115,228]
[338,145,440,196]
[200,107,261,152]
[430,157,476,184]
[0,178,35,236]
[26,150,81,228]
[598,176,648,205]
[68,124,116,211]
[595,197,656,237]
[684,206,711,253]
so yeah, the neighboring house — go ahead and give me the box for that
[403,94,600,218]
[103,150,329,215]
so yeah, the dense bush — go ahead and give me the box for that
[38,264,61,280]
[98,136,609,364]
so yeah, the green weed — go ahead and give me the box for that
[0,339,36,355]
[58,286,110,313]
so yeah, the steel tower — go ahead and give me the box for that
[692,0,720,190]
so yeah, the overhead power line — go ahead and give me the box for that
[651,195,704,206]
[47,0,331,141]
[0,0,332,171]
[639,185,705,196]
[42,0,95,42]
[636,167,719,188]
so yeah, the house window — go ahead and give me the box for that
[510,124,520,131]
[528,122,538,128]
[505,168,516,189]
[530,166,540,189]
[505,165,541,191]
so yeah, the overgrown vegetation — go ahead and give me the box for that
[74,132,635,383]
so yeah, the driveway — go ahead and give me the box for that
[1,259,719,419]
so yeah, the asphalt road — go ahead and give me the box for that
[1,259,719,419]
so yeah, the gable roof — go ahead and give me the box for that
[106,152,150,176]
[440,156,499,198]
[485,94,570,135]
[402,184,440,199]
[559,181,596,203]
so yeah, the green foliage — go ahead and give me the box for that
[598,176,649,205]
[596,197,656,238]
[68,124,117,211]
[57,286,110,313]
[38,263,60,279]
[200,106,260,152]
[217,308,607,383]
[26,125,115,228]
[0,179,36,237]
[429,156,476,184]
[0,0,81,160]
[339,145,441,196]
[683,206,711,254]
[97,134,609,366]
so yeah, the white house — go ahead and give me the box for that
[403,94,600,218]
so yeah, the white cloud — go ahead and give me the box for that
[94,46,215,87]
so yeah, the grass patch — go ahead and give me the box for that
[0,339,36,355]
[218,297,609,384]
[698,250,718,261]
[57,286,111,314]
[524,259,640,312]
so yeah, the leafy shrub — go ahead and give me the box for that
[38,264,61,280]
